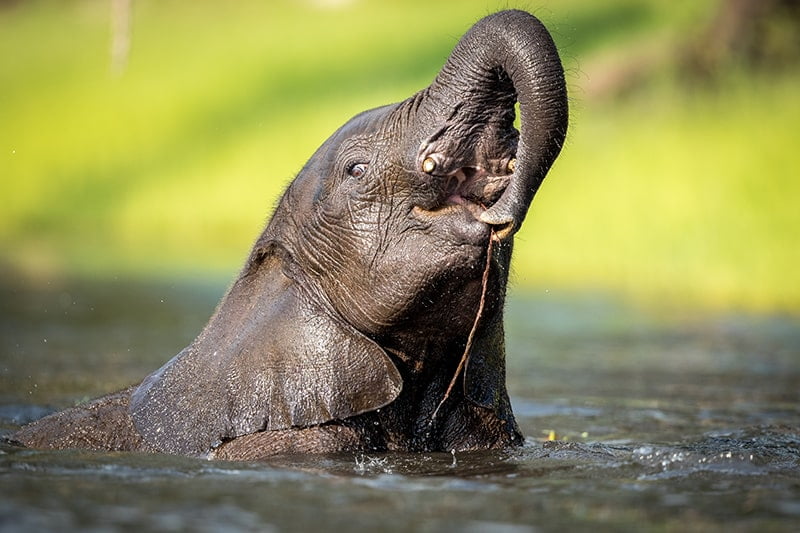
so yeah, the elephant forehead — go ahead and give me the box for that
[294,103,399,181]
[334,104,399,143]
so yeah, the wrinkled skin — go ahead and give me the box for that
[12,10,568,460]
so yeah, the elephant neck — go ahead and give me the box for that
[364,354,519,452]
[370,334,492,451]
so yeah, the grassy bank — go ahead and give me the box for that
[2,1,797,311]
[517,73,800,311]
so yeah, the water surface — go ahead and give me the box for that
[1,277,798,531]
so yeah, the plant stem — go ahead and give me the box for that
[429,228,494,425]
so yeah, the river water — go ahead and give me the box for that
[1,277,798,531]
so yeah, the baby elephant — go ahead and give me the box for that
[13,10,568,460]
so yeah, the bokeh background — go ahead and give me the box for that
[2,0,799,312]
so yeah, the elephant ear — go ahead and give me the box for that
[463,307,519,432]
[129,247,402,456]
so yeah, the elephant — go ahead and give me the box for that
[11,10,568,460]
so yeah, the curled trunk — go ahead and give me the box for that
[422,10,568,237]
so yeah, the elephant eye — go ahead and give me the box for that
[347,163,368,179]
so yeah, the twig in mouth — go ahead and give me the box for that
[428,227,494,426]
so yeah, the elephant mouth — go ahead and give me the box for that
[447,166,511,211]
[412,165,512,234]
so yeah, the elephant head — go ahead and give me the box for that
[129,10,568,456]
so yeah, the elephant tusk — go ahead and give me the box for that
[422,157,437,174]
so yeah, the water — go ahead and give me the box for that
[1,277,799,531]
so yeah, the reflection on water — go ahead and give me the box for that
[1,276,798,531]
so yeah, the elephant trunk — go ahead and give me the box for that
[422,10,568,238]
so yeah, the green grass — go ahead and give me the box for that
[1,0,798,311]
[516,73,800,311]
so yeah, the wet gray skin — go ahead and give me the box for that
[8,10,569,458]
[1,278,798,531]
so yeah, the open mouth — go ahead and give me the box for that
[414,166,512,222]
[410,161,519,242]
[446,167,509,211]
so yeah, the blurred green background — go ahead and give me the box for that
[2,0,798,312]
